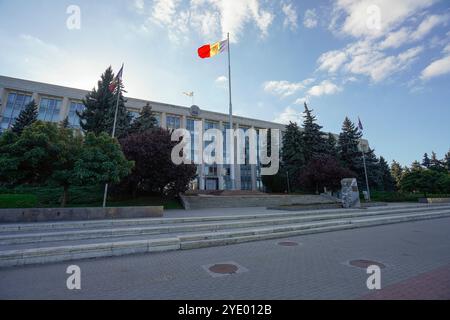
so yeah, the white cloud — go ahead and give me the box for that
[134,0,145,12]
[282,2,298,31]
[303,9,318,29]
[151,0,180,26]
[379,27,410,49]
[263,79,314,97]
[273,106,302,124]
[410,14,449,41]
[294,97,308,105]
[215,75,228,88]
[307,80,342,97]
[330,0,436,38]
[141,0,275,43]
[317,50,348,73]
[421,55,450,80]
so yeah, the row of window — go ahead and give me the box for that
[0,92,86,131]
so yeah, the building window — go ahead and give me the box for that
[1,92,32,132]
[38,97,62,123]
[154,113,161,127]
[166,115,181,130]
[130,110,140,122]
[68,101,85,129]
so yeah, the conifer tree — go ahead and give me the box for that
[281,122,305,181]
[379,156,395,191]
[77,66,131,138]
[338,117,363,179]
[429,151,445,172]
[324,133,338,158]
[301,103,327,163]
[60,116,70,129]
[422,153,431,168]
[11,100,38,135]
[390,160,403,189]
[444,150,450,172]
[128,103,158,135]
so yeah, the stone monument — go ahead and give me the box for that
[341,178,361,208]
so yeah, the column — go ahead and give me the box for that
[218,121,225,190]
[60,97,70,123]
[0,87,5,119]
[250,126,257,191]
[199,118,206,190]
[234,123,242,190]
[181,115,187,129]
[161,112,167,129]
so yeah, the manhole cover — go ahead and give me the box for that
[278,241,299,247]
[349,259,386,269]
[209,264,239,275]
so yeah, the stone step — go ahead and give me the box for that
[0,208,449,268]
[0,205,449,246]
[1,203,448,234]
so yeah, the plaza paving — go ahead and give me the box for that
[0,214,449,299]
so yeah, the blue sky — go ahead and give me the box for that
[0,0,449,167]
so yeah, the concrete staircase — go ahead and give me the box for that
[1,204,450,268]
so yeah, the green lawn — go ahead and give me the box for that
[0,185,183,210]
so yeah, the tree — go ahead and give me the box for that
[301,103,327,163]
[379,156,395,191]
[77,66,132,138]
[430,151,445,172]
[281,122,305,186]
[297,155,356,194]
[338,117,363,182]
[118,128,197,197]
[444,150,450,172]
[0,122,134,206]
[11,100,38,135]
[390,160,403,190]
[411,160,423,172]
[400,170,447,196]
[422,153,431,168]
[324,133,339,158]
[128,103,158,135]
[60,116,70,129]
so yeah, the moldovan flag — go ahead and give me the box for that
[198,39,228,59]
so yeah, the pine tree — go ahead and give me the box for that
[422,153,431,168]
[364,148,382,191]
[338,117,363,181]
[301,103,327,163]
[379,156,395,191]
[281,122,305,183]
[77,66,131,138]
[11,100,38,135]
[429,151,445,172]
[60,116,70,129]
[390,160,403,189]
[444,150,450,172]
[411,160,422,172]
[324,133,338,158]
[128,103,158,135]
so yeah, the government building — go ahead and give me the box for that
[0,75,368,192]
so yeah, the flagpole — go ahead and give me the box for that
[103,64,123,208]
[227,32,236,190]
[362,148,371,202]
[359,117,371,202]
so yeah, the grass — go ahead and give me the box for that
[0,185,183,210]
